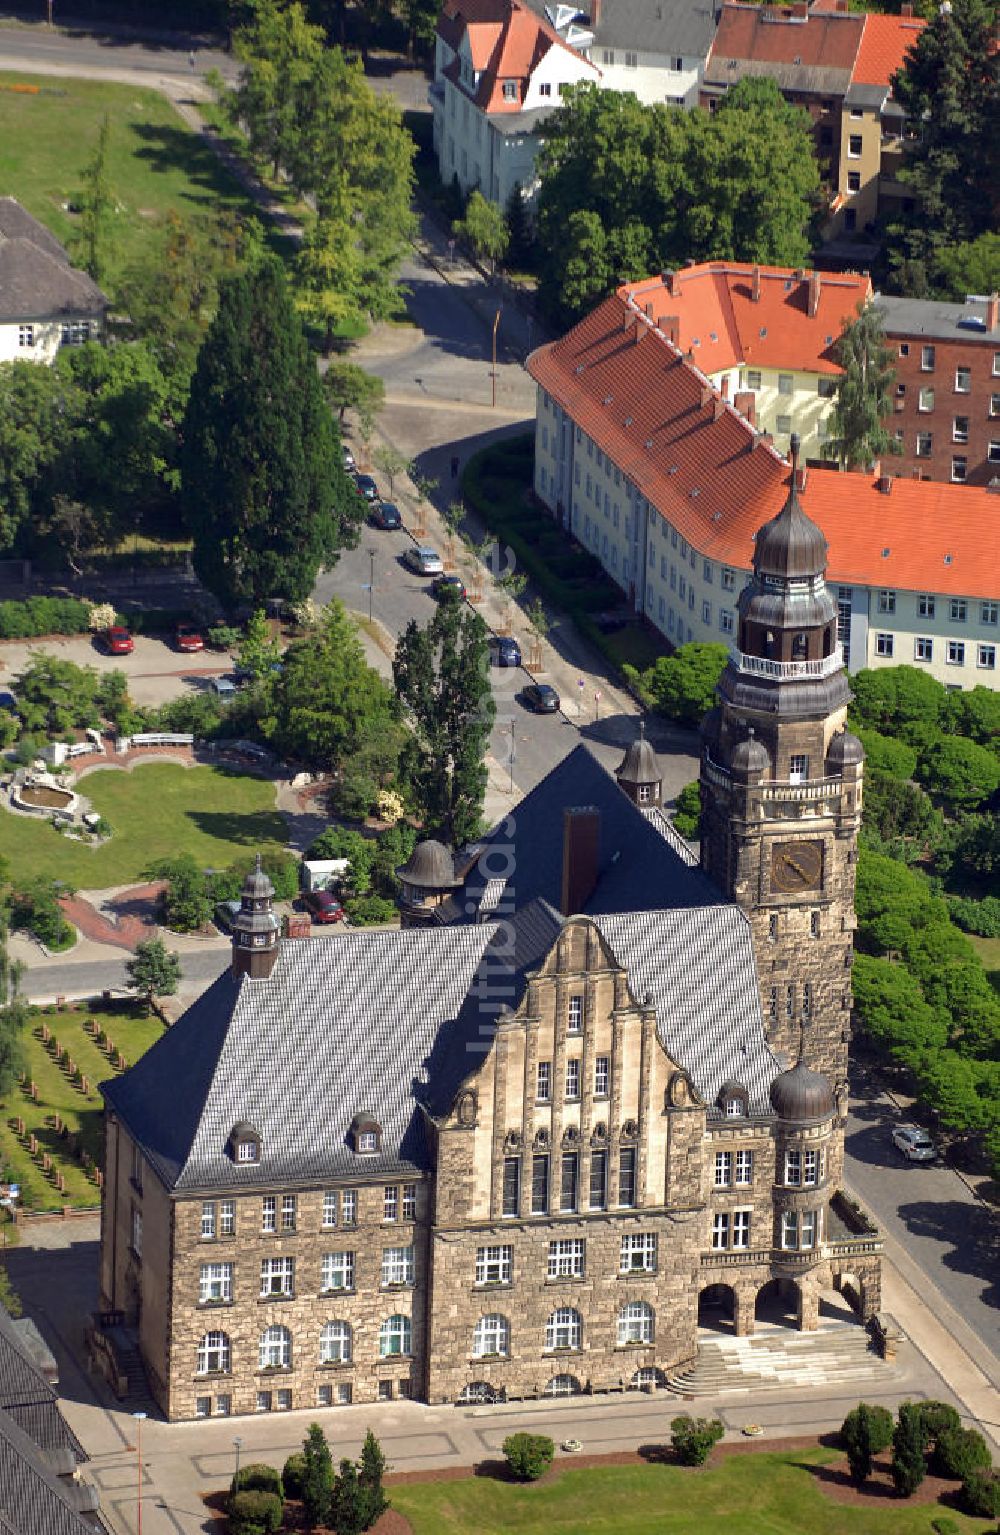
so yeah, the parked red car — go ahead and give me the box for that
[103,626,134,655]
[302,889,345,924]
[175,622,205,653]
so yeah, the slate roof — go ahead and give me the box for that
[0,1305,83,1467]
[0,198,107,325]
[588,0,717,59]
[877,293,1000,344]
[0,1407,100,1535]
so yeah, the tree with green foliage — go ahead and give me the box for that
[505,183,533,269]
[916,736,1000,809]
[0,877,27,1101]
[942,685,1000,748]
[841,1402,895,1485]
[10,880,74,952]
[233,0,325,180]
[125,937,181,1013]
[301,1423,335,1530]
[942,813,1000,880]
[359,1428,388,1525]
[934,232,1000,301]
[891,1402,929,1496]
[13,653,103,738]
[393,601,495,845]
[400,0,440,53]
[332,1457,364,1535]
[885,0,999,293]
[962,1467,1000,1519]
[453,191,509,275]
[75,113,114,284]
[181,257,360,610]
[502,1432,555,1481]
[854,728,916,781]
[372,444,411,497]
[851,955,947,1065]
[849,665,944,737]
[236,610,282,688]
[0,361,80,554]
[672,781,702,840]
[153,856,213,934]
[670,1415,725,1465]
[823,304,899,471]
[323,363,385,430]
[633,643,728,728]
[931,1425,991,1481]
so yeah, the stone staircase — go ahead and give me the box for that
[666,1323,887,1397]
[104,1325,157,1414]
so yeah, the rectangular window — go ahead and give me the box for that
[918,387,934,412]
[802,981,813,1018]
[921,345,935,371]
[702,600,712,624]
[602,47,614,63]
[620,1233,657,1272]
[341,1189,357,1226]
[848,134,862,158]
[801,1210,817,1249]
[383,1186,398,1222]
[256,1391,272,1413]
[785,1149,802,1185]
[992,394,1000,417]
[735,1149,754,1185]
[589,1150,607,1209]
[502,80,517,101]
[777,374,793,396]
[618,1147,636,1208]
[547,1238,585,1278]
[281,1194,296,1231]
[781,1210,799,1249]
[220,1200,235,1237]
[531,1154,549,1214]
[950,598,967,622]
[721,566,736,591]
[846,170,861,192]
[215,1394,232,1416]
[721,609,734,635]
[954,366,971,393]
[236,1140,257,1163]
[321,1251,354,1291]
[567,994,583,1033]
[259,1256,294,1297]
[594,1055,610,1097]
[952,456,968,482]
[17,324,33,348]
[732,1209,751,1248]
[786,983,795,1018]
[560,1152,579,1212]
[978,644,996,670]
[131,1207,142,1259]
[811,911,821,938]
[201,1201,216,1240]
[536,1060,551,1102]
[803,1149,819,1185]
[712,1212,730,1249]
[317,1385,332,1408]
[915,636,933,662]
[475,1244,512,1285]
[769,986,778,1022]
[199,1263,233,1303]
[990,441,1000,462]
[776,414,792,435]
[877,589,896,613]
[381,1246,414,1285]
[876,632,894,658]
[714,1151,733,1187]
[625,50,638,67]
[565,1059,581,1101]
[917,593,935,618]
[981,602,998,625]
[196,1395,211,1418]
[538,80,551,96]
[322,1192,337,1227]
[276,1389,292,1411]
[953,415,969,443]
[261,1196,276,1234]
[502,1157,520,1217]
[916,431,933,457]
[789,753,808,781]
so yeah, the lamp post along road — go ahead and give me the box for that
[492,308,501,408]
[132,1411,147,1535]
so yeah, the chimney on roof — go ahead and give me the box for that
[659,313,680,343]
[900,2,913,14]
[807,269,821,317]
[791,1,807,14]
[796,463,807,491]
[871,457,881,478]
[662,269,679,297]
[720,375,729,398]
[590,0,602,25]
[987,292,999,331]
[561,807,600,916]
[713,396,726,421]
[734,389,756,426]
[877,474,893,494]
[758,431,774,449]
[701,385,713,408]
[751,265,761,302]
[644,301,654,319]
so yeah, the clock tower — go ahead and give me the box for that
[699,438,863,1083]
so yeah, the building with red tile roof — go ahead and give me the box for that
[528,288,1000,687]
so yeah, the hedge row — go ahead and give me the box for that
[0,598,202,642]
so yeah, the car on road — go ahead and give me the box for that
[175,622,205,653]
[489,634,522,667]
[404,545,444,576]
[355,474,380,503]
[210,675,237,698]
[892,1125,938,1162]
[302,888,345,924]
[0,690,17,716]
[432,574,466,600]
[213,898,241,934]
[342,445,356,473]
[371,501,402,530]
[102,625,134,655]
[522,682,560,713]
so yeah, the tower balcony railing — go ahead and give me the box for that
[703,751,843,801]
[729,644,844,681]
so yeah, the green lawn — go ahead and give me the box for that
[0,1004,163,1211]
[389,1453,991,1534]
[0,762,287,886]
[0,73,262,295]
[969,935,1000,996]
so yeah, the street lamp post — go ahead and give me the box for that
[233,1436,244,1489]
[368,550,375,624]
[492,309,501,409]
[132,1411,147,1535]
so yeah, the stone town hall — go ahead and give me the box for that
[98,461,882,1421]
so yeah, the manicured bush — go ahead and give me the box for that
[0,596,92,640]
[230,1463,283,1499]
[841,1402,895,1483]
[949,895,1000,938]
[281,1450,306,1499]
[10,880,74,951]
[227,1488,283,1535]
[891,1402,928,1496]
[344,895,397,926]
[502,1432,555,1481]
[961,1467,1000,1518]
[670,1415,725,1466]
[917,1400,961,1445]
[931,1425,991,1481]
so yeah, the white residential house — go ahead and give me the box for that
[545,0,717,107]
[0,197,107,364]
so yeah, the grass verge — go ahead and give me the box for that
[0,762,287,887]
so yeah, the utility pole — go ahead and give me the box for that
[492,309,501,409]
[368,549,375,624]
[132,1412,147,1535]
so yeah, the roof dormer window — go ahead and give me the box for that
[351,1113,382,1155]
[502,80,518,101]
[717,1082,748,1118]
[229,1122,261,1164]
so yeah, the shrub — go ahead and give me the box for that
[931,1518,960,1535]
[10,880,74,951]
[230,1463,283,1499]
[855,728,917,781]
[88,602,117,632]
[917,1400,961,1445]
[891,1402,928,1496]
[502,1432,554,1481]
[670,1415,725,1466]
[281,1451,306,1499]
[962,1468,1000,1519]
[841,1402,895,1483]
[344,895,397,926]
[227,1488,283,1535]
[672,781,701,840]
[931,1426,991,1480]
[0,596,92,640]
[948,895,1000,938]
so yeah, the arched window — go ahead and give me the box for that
[630,1366,667,1390]
[196,1331,231,1375]
[319,1321,352,1365]
[545,1307,582,1351]
[617,1301,654,1346]
[379,1314,411,1357]
[543,1374,581,1397]
[258,1325,291,1370]
[459,1381,503,1405]
[473,1314,510,1358]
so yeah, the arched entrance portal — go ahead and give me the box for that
[755,1277,801,1329]
[698,1283,737,1334]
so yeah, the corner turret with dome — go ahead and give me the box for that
[231,854,280,979]
[396,837,461,927]
[614,720,662,807]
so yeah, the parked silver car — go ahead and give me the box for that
[891,1124,937,1162]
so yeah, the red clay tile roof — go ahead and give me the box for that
[852,12,925,87]
[708,3,864,74]
[438,0,594,114]
[623,264,871,375]
[527,290,998,598]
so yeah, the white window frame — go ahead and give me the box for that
[258,1325,291,1370]
[545,1307,582,1350]
[381,1245,414,1286]
[259,1256,294,1297]
[732,1208,751,1248]
[199,1262,233,1304]
[619,1232,657,1273]
[475,1244,512,1285]
[322,1191,337,1228]
[472,1314,510,1357]
[712,1212,730,1249]
[379,1313,412,1357]
[714,1151,733,1187]
[547,1238,585,1279]
[321,1251,355,1292]
[319,1320,352,1363]
[734,1149,753,1185]
[261,1196,276,1233]
[567,994,583,1033]
[201,1201,216,1240]
[617,1301,654,1345]
[197,1331,231,1374]
[536,1060,551,1102]
[565,1059,581,1100]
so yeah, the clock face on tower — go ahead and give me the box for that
[771,840,823,893]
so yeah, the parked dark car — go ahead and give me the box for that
[355,474,380,503]
[432,574,466,600]
[302,888,345,924]
[342,444,356,473]
[213,899,241,934]
[371,501,402,530]
[489,634,522,667]
[522,682,560,713]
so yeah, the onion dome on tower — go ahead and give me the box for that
[231,854,280,980]
[769,1059,836,1125]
